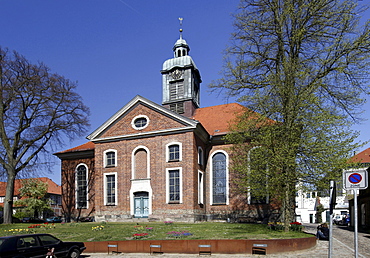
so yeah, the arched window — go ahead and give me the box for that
[169,145,179,161]
[198,147,203,166]
[76,164,88,209]
[212,152,227,204]
[104,149,117,167]
[166,142,182,162]
[132,146,150,179]
[134,148,148,179]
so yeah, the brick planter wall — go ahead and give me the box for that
[84,236,316,255]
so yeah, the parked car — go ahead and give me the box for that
[46,217,63,223]
[21,217,45,223]
[0,217,20,224]
[0,233,86,258]
[333,215,343,225]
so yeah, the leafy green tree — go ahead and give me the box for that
[212,0,370,229]
[315,203,325,223]
[0,48,90,224]
[15,179,52,218]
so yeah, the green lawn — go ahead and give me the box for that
[0,222,311,242]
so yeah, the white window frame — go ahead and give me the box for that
[131,115,149,130]
[198,170,204,204]
[104,149,117,168]
[104,172,118,206]
[209,150,229,205]
[166,167,183,204]
[75,163,89,209]
[166,142,182,162]
[131,145,151,179]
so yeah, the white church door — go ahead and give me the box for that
[134,192,149,218]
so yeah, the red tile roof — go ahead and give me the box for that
[0,177,61,197]
[193,103,247,136]
[350,147,370,163]
[57,103,249,154]
[55,141,95,154]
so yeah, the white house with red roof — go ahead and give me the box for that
[0,177,62,217]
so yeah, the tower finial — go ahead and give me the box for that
[179,17,183,39]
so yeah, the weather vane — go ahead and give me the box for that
[179,17,183,38]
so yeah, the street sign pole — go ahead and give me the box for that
[343,168,368,258]
[354,188,358,258]
[328,180,336,258]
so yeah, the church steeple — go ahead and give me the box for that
[161,18,201,118]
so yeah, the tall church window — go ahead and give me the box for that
[76,164,88,209]
[169,81,184,100]
[104,173,117,206]
[134,148,148,179]
[132,145,150,179]
[212,152,227,204]
[166,168,182,203]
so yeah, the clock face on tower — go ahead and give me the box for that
[170,69,183,80]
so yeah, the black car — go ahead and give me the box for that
[0,233,86,258]
[21,217,45,223]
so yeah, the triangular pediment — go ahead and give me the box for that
[87,95,199,142]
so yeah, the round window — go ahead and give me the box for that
[132,115,149,130]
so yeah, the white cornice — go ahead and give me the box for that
[90,127,196,143]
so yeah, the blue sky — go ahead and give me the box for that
[1,0,369,184]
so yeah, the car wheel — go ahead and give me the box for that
[68,248,80,258]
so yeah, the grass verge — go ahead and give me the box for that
[0,222,311,242]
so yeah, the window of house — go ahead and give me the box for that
[104,150,116,167]
[131,115,149,130]
[212,152,227,204]
[166,142,182,162]
[104,173,117,206]
[169,145,179,161]
[76,164,88,209]
[166,168,182,203]
[198,171,204,204]
[198,147,203,166]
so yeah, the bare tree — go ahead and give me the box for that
[0,48,89,224]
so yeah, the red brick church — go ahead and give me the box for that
[55,32,271,222]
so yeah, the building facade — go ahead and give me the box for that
[0,177,62,217]
[55,33,274,222]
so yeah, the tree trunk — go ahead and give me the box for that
[3,169,16,224]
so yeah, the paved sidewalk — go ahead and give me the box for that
[81,224,370,258]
